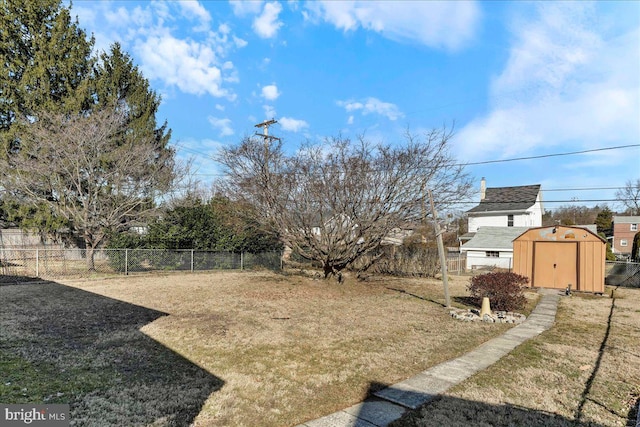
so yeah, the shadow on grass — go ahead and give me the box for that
[0,278,223,426]
[574,291,632,425]
[0,274,41,285]
[347,382,610,427]
[386,287,447,308]
[452,296,478,308]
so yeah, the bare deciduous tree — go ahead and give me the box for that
[218,128,472,279]
[0,107,177,269]
[616,179,640,215]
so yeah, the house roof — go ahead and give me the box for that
[467,184,541,214]
[458,232,476,241]
[613,216,640,224]
[461,227,530,251]
[576,224,598,234]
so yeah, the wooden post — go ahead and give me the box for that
[428,189,451,308]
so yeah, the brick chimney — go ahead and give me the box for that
[480,177,486,201]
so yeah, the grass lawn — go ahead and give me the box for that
[392,286,640,427]
[0,271,523,426]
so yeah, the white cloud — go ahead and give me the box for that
[178,1,212,30]
[347,115,354,125]
[492,3,601,97]
[279,117,309,132]
[215,104,225,111]
[230,0,264,16]
[456,3,640,162]
[261,84,280,100]
[337,97,403,121]
[233,35,248,48]
[263,105,277,119]
[135,34,233,98]
[253,2,283,38]
[74,2,243,99]
[305,1,480,51]
[208,116,235,137]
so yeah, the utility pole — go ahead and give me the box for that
[428,188,451,308]
[254,119,279,147]
[254,119,280,213]
[254,119,280,179]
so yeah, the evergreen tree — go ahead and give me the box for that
[91,43,171,151]
[0,0,94,153]
[115,196,282,253]
[595,207,613,235]
[0,1,179,267]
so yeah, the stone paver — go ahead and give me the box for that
[296,289,560,427]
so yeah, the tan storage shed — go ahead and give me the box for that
[512,226,606,293]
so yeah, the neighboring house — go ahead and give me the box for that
[461,226,530,270]
[612,215,640,257]
[463,178,543,237]
[311,213,359,241]
[381,227,415,246]
[0,228,43,247]
[310,214,415,246]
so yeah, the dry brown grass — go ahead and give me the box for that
[392,286,640,427]
[19,270,520,426]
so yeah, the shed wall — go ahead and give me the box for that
[512,226,604,293]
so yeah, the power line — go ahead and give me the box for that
[175,141,639,179]
[448,199,626,205]
[464,144,640,166]
[542,187,627,192]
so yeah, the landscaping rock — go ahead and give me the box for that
[449,308,526,324]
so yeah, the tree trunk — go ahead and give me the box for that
[86,246,96,271]
[323,263,344,283]
[84,233,102,272]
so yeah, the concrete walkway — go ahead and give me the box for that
[296,289,561,427]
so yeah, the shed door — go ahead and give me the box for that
[533,242,578,289]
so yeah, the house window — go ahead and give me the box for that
[486,251,499,257]
[632,224,638,231]
[620,239,628,247]
[507,214,514,227]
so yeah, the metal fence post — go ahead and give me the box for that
[240,252,244,270]
[125,249,128,275]
[36,248,39,277]
[191,249,194,272]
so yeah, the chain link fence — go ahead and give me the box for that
[0,248,282,280]
[606,260,640,287]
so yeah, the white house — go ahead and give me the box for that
[466,178,543,234]
[459,179,543,270]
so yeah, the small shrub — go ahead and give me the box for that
[467,272,529,311]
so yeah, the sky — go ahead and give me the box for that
[69,0,640,213]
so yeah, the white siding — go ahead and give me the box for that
[525,196,543,227]
[465,250,513,270]
[469,215,506,232]
[469,210,541,232]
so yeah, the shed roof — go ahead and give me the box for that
[513,225,606,244]
[467,184,541,213]
[461,226,530,251]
